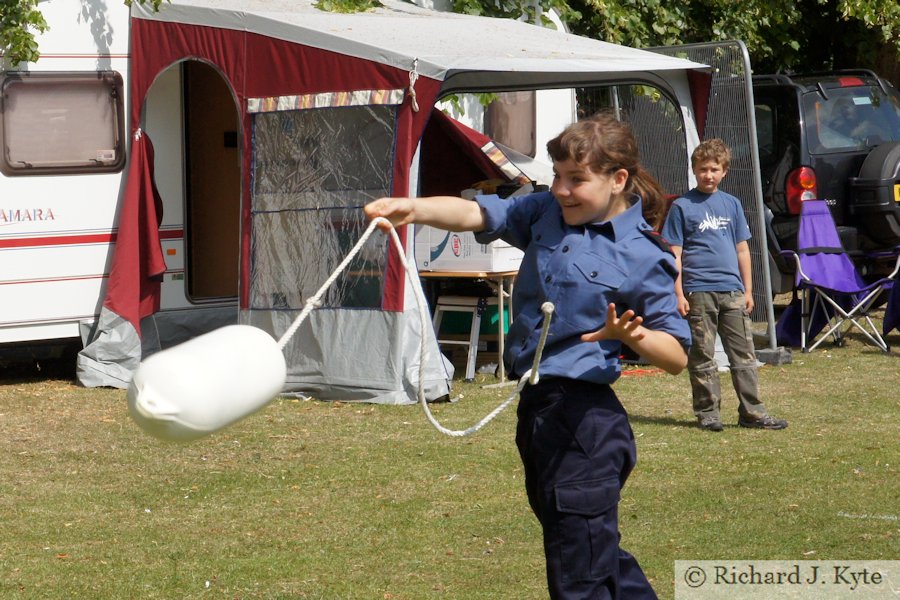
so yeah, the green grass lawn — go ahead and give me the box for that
[1,326,897,599]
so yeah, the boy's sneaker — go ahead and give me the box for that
[698,415,724,432]
[738,415,788,430]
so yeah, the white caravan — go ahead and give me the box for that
[1,1,238,364]
[1,3,133,354]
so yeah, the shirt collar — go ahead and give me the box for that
[588,196,645,241]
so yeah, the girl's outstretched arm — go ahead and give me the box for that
[581,303,687,375]
[364,196,485,232]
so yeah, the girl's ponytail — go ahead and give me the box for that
[629,164,668,230]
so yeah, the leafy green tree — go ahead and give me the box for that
[562,0,899,77]
[0,0,47,65]
[1,0,166,66]
[6,0,898,83]
[455,0,899,85]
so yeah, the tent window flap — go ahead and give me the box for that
[249,104,396,311]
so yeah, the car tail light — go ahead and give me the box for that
[786,166,817,215]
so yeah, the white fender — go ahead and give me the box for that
[127,325,287,442]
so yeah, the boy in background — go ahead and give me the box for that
[662,139,788,432]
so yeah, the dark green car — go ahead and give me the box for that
[753,69,900,290]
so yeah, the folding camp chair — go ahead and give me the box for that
[884,277,900,337]
[780,200,900,353]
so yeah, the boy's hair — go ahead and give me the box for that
[691,138,731,170]
[546,110,668,228]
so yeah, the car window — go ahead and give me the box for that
[805,86,900,154]
[754,103,776,164]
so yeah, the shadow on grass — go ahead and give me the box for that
[793,332,900,356]
[628,413,696,428]
[0,354,78,385]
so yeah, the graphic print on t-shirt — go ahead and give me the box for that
[699,212,731,232]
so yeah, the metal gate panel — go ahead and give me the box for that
[651,41,778,351]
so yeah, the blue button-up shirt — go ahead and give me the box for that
[475,191,691,384]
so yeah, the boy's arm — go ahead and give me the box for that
[670,245,690,317]
[581,304,687,375]
[736,240,754,313]
[364,196,486,232]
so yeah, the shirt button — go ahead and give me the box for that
[544,275,552,283]
[590,271,598,278]
[562,245,569,253]
[536,234,542,241]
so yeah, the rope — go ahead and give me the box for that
[277,217,554,436]
[408,58,420,113]
[276,218,385,350]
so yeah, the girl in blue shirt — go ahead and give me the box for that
[365,112,690,600]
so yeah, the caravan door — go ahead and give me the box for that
[141,59,241,344]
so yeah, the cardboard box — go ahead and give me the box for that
[415,225,523,272]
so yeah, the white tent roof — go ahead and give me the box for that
[122,0,708,404]
[133,0,708,94]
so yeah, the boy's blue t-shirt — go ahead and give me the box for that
[661,188,751,293]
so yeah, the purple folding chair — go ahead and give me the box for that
[781,200,900,353]
[883,271,900,336]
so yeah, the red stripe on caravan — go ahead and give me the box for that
[0,229,183,249]
[0,233,114,249]
[1,269,186,288]
[39,54,130,59]
[0,274,108,286]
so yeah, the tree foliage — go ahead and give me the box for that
[1,0,167,67]
[561,0,899,75]
[0,0,47,65]
[313,0,383,14]
[448,0,900,81]
[5,0,898,79]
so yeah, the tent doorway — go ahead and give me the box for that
[182,60,241,301]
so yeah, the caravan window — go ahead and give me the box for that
[485,91,537,157]
[0,71,125,176]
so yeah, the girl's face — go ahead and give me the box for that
[551,158,629,226]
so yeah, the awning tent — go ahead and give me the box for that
[78,0,708,403]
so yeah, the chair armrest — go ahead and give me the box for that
[864,245,900,260]
[779,250,806,283]
[865,246,900,279]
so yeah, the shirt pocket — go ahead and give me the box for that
[531,232,561,263]
[565,253,627,330]
[572,253,627,289]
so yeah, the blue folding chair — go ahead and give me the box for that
[780,200,900,352]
